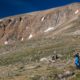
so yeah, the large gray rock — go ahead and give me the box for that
[57,71,75,80]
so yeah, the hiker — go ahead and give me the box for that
[74,53,80,68]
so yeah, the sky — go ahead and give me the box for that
[0,0,80,18]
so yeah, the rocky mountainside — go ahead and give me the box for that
[0,3,80,45]
[0,3,80,80]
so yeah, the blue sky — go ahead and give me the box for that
[0,0,80,18]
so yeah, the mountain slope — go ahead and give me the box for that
[0,3,79,45]
[0,2,80,80]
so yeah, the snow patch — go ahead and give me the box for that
[28,34,33,39]
[21,37,24,41]
[75,10,79,14]
[41,17,45,22]
[4,41,8,45]
[44,27,54,32]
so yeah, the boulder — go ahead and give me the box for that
[57,71,75,79]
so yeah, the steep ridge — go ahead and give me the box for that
[0,3,80,45]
